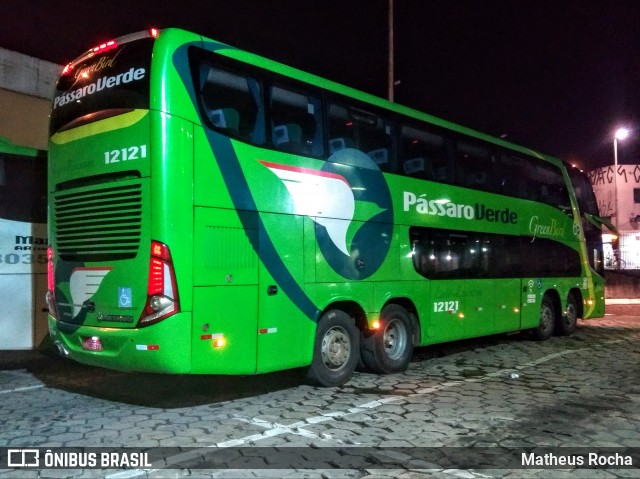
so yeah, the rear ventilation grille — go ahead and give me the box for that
[54,183,142,261]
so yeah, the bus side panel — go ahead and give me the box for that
[193,207,259,286]
[256,212,315,373]
[150,112,195,312]
[193,128,234,210]
[192,206,259,374]
[493,278,523,333]
[521,278,543,329]
[192,286,258,374]
[590,277,605,318]
[425,280,465,342]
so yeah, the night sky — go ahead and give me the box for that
[1,0,638,170]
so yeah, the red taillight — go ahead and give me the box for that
[46,246,58,320]
[47,246,55,291]
[138,241,179,327]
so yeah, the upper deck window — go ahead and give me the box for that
[199,64,265,145]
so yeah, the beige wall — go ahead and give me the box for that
[0,87,51,150]
[0,46,60,150]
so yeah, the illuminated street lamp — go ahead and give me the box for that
[612,127,630,228]
[614,127,629,167]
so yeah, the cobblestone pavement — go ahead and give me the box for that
[1,308,639,478]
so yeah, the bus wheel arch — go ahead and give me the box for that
[306,304,361,387]
[360,302,416,374]
[533,290,560,341]
[557,289,581,336]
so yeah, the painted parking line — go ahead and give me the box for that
[0,370,45,394]
[105,341,622,479]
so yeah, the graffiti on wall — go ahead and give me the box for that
[588,165,640,218]
[589,165,640,186]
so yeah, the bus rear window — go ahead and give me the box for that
[50,37,154,134]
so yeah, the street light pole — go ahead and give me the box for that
[388,0,394,102]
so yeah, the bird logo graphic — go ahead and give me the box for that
[261,148,393,280]
[260,161,355,256]
[69,267,112,317]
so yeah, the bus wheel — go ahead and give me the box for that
[306,309,359,387]
[361,304,414,374]
[534,294,556,341]
[557,292,579,336]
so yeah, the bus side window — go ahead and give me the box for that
[497,154,525,197]
[199,64,265,145]
[524,159,571,212]
[455,139,496,192]
[270,85,323,157]
[400,124,450,182]
[328,104,355,156]
[327,103,396,172]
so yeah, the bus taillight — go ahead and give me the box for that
[138,241,180,327]
[46,246,58,320]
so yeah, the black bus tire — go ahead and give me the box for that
[534,294,556,341]
[361,304,414,374]
[306,309,359,387]
[556,292,579,336]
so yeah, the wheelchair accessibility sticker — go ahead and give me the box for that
[118,287,132,308]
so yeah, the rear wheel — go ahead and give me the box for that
[360,304,414,374]
[306,309,359,387]
[556,292,579,336]
[533,294,556,341]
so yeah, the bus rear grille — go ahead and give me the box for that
[54,183,142,261]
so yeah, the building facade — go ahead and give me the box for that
[0,46,60,149]
[589,165,640,270]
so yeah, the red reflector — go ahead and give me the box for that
[82,336,103,351]
[135,344,159,351]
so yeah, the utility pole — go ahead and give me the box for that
[387,0,394,102]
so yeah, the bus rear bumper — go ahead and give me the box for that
[47,312,192,373]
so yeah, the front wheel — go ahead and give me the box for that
[533,294,556,341]
[360,304,414,374]
[306,309,359,387]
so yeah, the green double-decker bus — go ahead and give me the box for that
[47,28,606,386]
